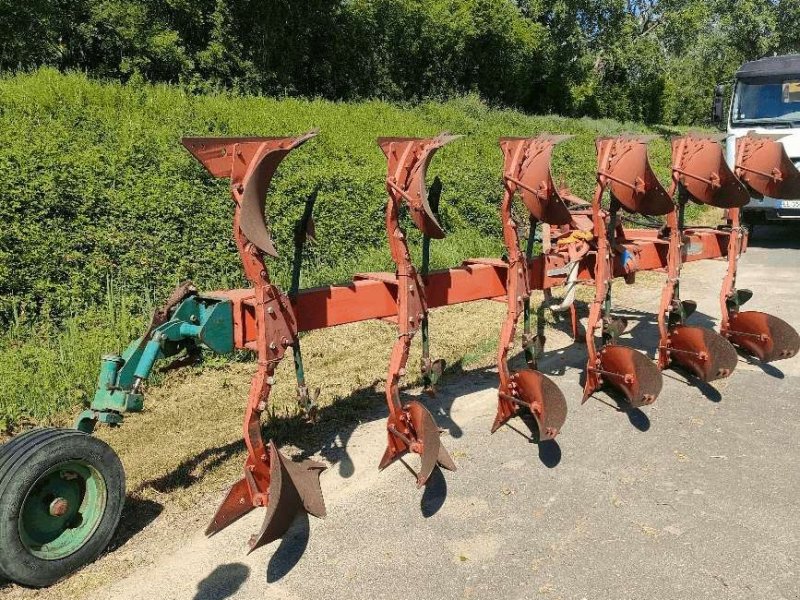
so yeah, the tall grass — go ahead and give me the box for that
[0,68,696,325]
[0,280,152,432]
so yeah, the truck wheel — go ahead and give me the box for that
[0,428,125,587]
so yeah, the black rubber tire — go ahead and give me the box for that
[0,428,125,587]
[0,428,87,583]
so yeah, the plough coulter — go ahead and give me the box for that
[1,130,797,587]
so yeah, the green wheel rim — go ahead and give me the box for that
[18,461,108,560]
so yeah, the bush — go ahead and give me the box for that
[0,69,679,324]
[0,69,705,430]
[0,282,150,431]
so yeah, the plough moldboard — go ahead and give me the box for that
[1,130,798,587]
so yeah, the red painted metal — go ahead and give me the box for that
[149,128,800,564]
[182,133,326,551]
[583,137,669,407]
[656,135,744,382]
[374,135,458,485]
[491,137,570,438]
[211,228,733,345]
[500,135,575,225]
[735,134,800,200]
[597,135,674,216]
[719,135,800,362]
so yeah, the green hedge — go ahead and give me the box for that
[0,69,688,325]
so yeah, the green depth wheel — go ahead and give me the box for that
[18,460,108,560]
[0,428,125,587]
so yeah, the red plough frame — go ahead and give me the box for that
[181,130,795,552]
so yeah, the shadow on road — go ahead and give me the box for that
[537,440,562,467]
[625,408,652,431]
[120,294,705,578]
[266,514,310,583]
[110,496,164,551]
[420,467,448,517]
[740,354,786,379]
[194,562,250,600]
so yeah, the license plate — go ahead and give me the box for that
[779,200,800,209]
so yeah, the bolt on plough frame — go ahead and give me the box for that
[1,130,798,588]
[489,136,580,438]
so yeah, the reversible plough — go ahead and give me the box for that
[1,130,798,587]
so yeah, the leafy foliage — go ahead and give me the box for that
[1,0,798,125]
[0,69,696,430]
[0,69,683,325]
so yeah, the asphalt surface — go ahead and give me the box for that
[97,225,800,600]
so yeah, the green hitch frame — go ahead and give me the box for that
[75,295,234,433]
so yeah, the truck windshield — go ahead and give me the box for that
[732,80,800,125]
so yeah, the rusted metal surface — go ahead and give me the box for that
[210,228,733,345]
[499,136,575,225]
[726,311,800,362]
[248,443,326,553]
[657,135,741,383]
[180,130,794,558]
[593,345,662,407]
[378,134,459,238]
[596,136,674,216]
[491,137,571,438]
[48,126,797,583]
[184,132,317,257]
[735,134,800,200]
[715,134,800,363]
[375,134,458,484]
[584,136,667,406]
[493,370,567,440]
[379,400,456,487]
[183,132,327,548]
[665,325,738,382]
[672,135,749,209]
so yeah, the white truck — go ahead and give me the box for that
[714,54,800,225]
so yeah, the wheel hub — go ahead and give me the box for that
[48,497,70,517]
[19,461,108,560]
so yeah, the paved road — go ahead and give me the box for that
[97,226,800,600]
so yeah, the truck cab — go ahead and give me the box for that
[715,54,800,225]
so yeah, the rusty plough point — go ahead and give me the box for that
[583,137,668,407]
[376,134,458,486]
[657,135,743,382]
[492,137,571,439]
[183,131,328,548]
[718,134,800,362]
